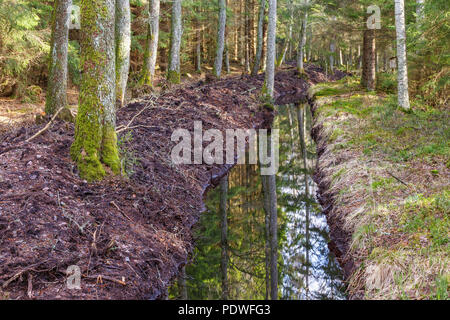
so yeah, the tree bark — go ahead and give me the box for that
[395,0,410,109]
[361,29,376,90]
[168,0,182,83]
[219,175,229,300]
[140,0,160,87]
[115,0,131,107]
[252,0,266,75]
[264,0,277,98]
[46,0,71,116]
[297,1,309,72]
[214,0,227,78]
[71,0,120,182]
[178,266,188,300]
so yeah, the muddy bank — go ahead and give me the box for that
[0,65,336,300]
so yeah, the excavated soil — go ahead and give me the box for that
[0,65,339,300]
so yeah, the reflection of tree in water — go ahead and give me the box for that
[172,105,346,300]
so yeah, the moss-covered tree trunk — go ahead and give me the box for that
[167,0,182,84]
[213,0,227,78]
[115,0,131,108]
[140,0,160,87]
[46,0,71,116]
[71,0,120,182]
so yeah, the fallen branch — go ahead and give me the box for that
[387,171,410,187]
[26,107,65,142]
[116,99,155,134]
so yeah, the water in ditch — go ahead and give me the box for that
[170,104,346,300]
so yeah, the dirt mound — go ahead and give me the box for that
[0,65,339,299]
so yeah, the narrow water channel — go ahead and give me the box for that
[170,105,346,300]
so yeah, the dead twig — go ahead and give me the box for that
[26,107,65,142]
[110,201,132,221]
[386,171,410,187]
[83,274,126,286]
[116,99,155,134]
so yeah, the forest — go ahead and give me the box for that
[0,0,448,302]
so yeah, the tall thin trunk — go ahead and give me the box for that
[140,0,160,87]
[395,0,410,109]
[297,104,310,299]
[244,0,251,73]
[252,0,266,75]
[46,0,71,116]
[214,0,227,78]
[168,0,182,84]
[329,41,335,73]
[178,266,188,299]
[115,0,131,107]
[297,1,309,72]
[261,8,268,71]
[71,0,120,182]
[361,29,376,90]
[264,0,277,98]
[261,128,278,300]
[219,175,229,300]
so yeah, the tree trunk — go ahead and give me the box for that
[329,40,335,73]
[71,0,120,182]
[219,175,229,300]
[140,0,160,87]
[178,266,188,300]
[168,0,182,83]
[297,104,310,299]
[46,0,71,116]
[266,173,278,300]
[214,0,227,78]
[115,0,131,108]
[361,29,376,90]
[395,0,410,109]
[264,0,277,98]
[297,1,308,72]
[252,0,266,75]
[262,175,271,300]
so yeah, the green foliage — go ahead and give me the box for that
[376,72,397,94]
[400,191,450,248]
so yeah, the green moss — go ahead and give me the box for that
[167,69,180,84]
[101,125,121,174]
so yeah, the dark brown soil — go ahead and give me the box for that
[0,64,337,300]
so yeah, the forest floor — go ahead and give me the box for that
[0,64,344,300]
[310,78,449,300]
